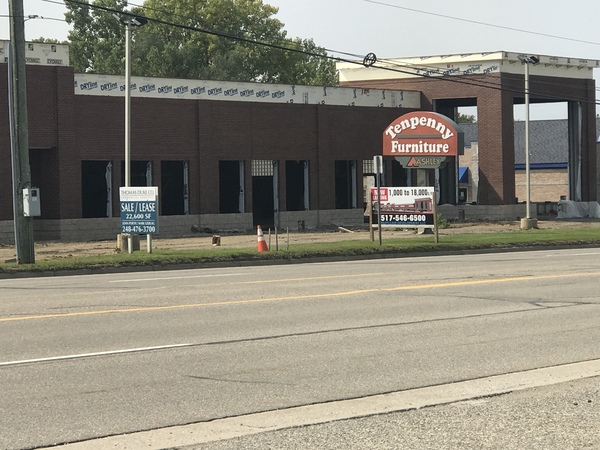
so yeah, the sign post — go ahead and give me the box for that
[373,156,383,246]
[432,191,439,243]
[119,187,159,253]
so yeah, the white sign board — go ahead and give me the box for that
[371,186,435,228]
[119,187,159,234]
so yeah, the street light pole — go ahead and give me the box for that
[518,54,539,230]
[125,20,132,188]
[119,14,147,189]
[117,14,147,253]
[524,60,531,220]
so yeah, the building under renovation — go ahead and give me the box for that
[0,43,598,242]
[338,52,599,206]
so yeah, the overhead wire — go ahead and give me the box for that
[361,0,600,101]
[123,0,369,60]
[1,13,64,22]
[37,0,600,108]
[362,0,600,48]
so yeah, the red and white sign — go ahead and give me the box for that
[371,186,435,227]
[383,111,459,157]
[372,187,388,202]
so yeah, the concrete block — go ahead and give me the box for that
[117,234,140,252]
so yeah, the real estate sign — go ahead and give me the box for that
[371,186,435,227]
[119,187,159,234]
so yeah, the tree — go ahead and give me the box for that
[65,0,129,74]
[265,37,337,86]
[31,38,69,44]
[65,0,337,85]
[456,112,476,123]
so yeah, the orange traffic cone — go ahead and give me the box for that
[257,225,268,252]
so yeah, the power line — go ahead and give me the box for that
[44,0,600,108]
[124,0,369,60]
[362,0,600,47]
[1,14,64,21]
[124,0,600,99]
[60,0,355,63]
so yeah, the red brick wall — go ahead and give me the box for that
[0,65,413,220]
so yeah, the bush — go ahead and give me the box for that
[437,214,451,229]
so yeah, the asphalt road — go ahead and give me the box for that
[1,247,599,449]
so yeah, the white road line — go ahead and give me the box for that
[109,273,244,283]
[0,343,193,367]
[563,252,600,256]
[44,358,600,449]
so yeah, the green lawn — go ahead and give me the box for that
[1,227,598,275]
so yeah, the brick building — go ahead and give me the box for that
[338,52,599,207]
[1,41,423,242]
[1,46,598,242]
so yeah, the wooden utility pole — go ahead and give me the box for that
[8,0,35,264]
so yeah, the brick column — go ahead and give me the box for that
[477,85,516,204]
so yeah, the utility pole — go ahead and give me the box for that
[8,0,35,263]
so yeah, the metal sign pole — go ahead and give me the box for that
[369,199,374,242]
[377,176,382,246]
[374,156,383,246]
[432,191,439,243]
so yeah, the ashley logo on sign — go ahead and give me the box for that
[407,156,443,167]
[395,156,448,169]
[382,111,461,157]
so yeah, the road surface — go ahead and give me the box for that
[1,247,599,448]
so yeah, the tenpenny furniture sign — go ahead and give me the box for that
[383,112,462,168]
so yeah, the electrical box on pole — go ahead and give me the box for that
[23,188,41,217]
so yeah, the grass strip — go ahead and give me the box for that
[1,227,599,275]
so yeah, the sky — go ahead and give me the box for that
[2,0,599,119]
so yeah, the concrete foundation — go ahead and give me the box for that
[520,218,539,230]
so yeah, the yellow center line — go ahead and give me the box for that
[382,271,600,291]
[1,271,598,323]
[238,273,386,284]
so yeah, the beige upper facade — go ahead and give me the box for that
[338,51,599,83]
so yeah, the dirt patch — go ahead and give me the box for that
[1,220,599,263]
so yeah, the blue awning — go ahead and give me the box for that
[459,166,469,183]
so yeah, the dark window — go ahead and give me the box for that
[335,160,354,209]
[82,161,111,218]
[120,160,151,187]
[161,161,186,215]
[252,160,274,228]
[219,161,242,213]
[285,160,307,211]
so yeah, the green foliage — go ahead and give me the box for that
[64,0,337,85]
[456,112,476,123]
[436,214,451,228]
[65,0,129,74]
[30,37,69,44]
